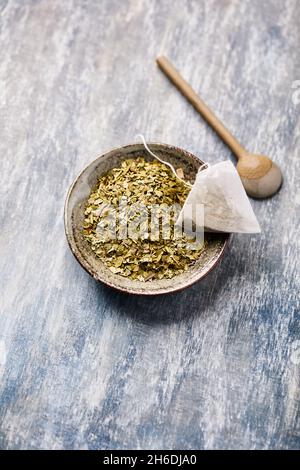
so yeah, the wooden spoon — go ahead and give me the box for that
[156,56,282,198]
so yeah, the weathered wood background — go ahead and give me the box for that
[0,0,299,450]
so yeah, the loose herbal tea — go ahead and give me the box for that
[83,158,205,281]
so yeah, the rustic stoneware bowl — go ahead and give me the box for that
[64,143,230,295]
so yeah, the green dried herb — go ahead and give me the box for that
[83,158,205,281]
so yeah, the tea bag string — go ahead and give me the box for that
[136,134,208,188]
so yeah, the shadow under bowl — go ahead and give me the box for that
[64,143,230,295]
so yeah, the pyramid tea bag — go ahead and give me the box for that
[176,160,261,233]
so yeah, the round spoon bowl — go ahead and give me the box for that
[237,153,283,198]
[64,143,230,295]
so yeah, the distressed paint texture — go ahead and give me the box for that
[0,0,300,450]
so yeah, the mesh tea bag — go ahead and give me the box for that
[136,136,260,234]
[177,160,261,233]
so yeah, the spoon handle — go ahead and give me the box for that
[156,56,247,160]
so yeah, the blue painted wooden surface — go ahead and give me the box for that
[0,0,299,450]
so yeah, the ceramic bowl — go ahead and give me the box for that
[64,143,230,295]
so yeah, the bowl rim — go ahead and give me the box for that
[64,142,231,295]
